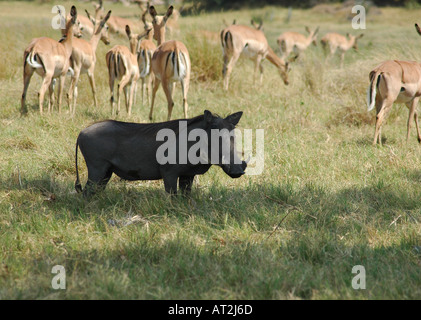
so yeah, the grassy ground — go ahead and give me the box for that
[1,1,421,299]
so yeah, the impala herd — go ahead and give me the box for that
[19,3,421,145]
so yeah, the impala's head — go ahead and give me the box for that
[415,23,421,36]
[149,5,173,43]
[126,25,152,54]
[58,6,81,38]
[86,9,111,45]
[141,6,154,39]
[348,33,364,51]
[279,61,290,86]
[93,0,104,18]
[251,19,263,31]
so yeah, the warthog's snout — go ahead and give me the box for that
[223,160,247,178]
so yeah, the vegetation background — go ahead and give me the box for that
[0,0,421,299]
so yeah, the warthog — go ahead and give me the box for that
[75,110,247,196]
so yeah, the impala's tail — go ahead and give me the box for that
[367,71,381,112]
[172,47,187,81]
[221,30,233,55]
[25,50,44,70]
[139,49,151,78]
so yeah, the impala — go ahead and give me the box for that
[137,8,156,107]
[367,24,421,145]
[67,10,111,114]
[277,26,319,61]
[21,6,78,114]
[148,5,191,121]
[106,25,150,116]
[320,32,363,67]
[220,24,290,91]
[94,0,141,35]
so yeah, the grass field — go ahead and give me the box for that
[1,1,421,300]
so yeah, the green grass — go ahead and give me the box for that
[1,1,421,299]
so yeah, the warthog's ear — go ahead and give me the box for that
[204,110,213,125]
[225,112,243,126]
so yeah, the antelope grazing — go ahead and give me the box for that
[106,25,150,116]
[21,6,78,114]
[320,32,363,67]
[277,26,319,61]
[94,0,141,35]
[137,9,156,107]
[148,5,191,121]
[220,24,290,91]
[366,24,421,145]
[67,10,112,114]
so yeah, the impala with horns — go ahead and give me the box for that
[106,25,150,116]
[320,32,363,67]
[277,26,319,61]
[67,10,111,114]
[220,23,290,90]
[367,24,421,145]
[21,6,78,114]
[94,0,142,35]
[148,5,191,121]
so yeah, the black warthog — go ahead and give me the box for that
[75,110,247,196]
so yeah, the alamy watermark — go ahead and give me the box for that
[352,5,366,30]
[51,265,66,290]
[155,122,264,176]
[352,265,366,290]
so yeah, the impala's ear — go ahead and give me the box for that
[204,110,213,124]
[416,23,421,36]
[225,112,243,126]
[125,25,131,38]
[138,28,151,40]
[70,6,77,24]
[164,5,174,22]
[358,33,364,39]
[305,26,310,33]
[100,10,111,28]
[149,6,157,18]
[346,32,350,38]
[314,26,320,35]
[99,0,103,9]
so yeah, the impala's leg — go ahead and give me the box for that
[223,52,240,91]
[128,77,138,116]
[57,74,66,113]
[21,66,35,114]
[414,111,421,143]
[340,51,345,68]
[70,69,80,114]
[374,98,394,146]
[108,72,116,115]
[162,79,175,121]
[406,98,420,143]
[149,78,161,121]
[254,56,263,85]
[141,78,145,106]
[48,80,55,113]
[38,73,53,114]
[87,69,98,109]
[180,75,190,119]
[118,74,131,115]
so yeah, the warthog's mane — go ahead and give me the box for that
[91,113,223,137]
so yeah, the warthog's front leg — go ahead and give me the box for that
[162,174,178,195]
[179,176,194,196]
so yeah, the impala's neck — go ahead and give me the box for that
[62,21,74,58]
[266,46,285,69]
[345,37,355,50]
[154,26,166,45]
[89,27,102,52]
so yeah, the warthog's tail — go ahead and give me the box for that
[75,137,82,193]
